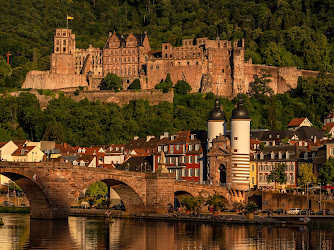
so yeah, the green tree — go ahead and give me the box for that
[174,80,192,95]
[267,163,287,189]
[128,79,141,89]
[205,192,226,212]
[248,69,274,96]
[99,73,123,92]
[86,181,108,198]
[297,163,317,186]
[180,195,200,212]
[319,158,334,185]
[246,201,258,213]
[42,121,65,143]
[0,57,11,87]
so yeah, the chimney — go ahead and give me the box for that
[134,136,139,140]
[63,142,68,149]
[164,132,169,138]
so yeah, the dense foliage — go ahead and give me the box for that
[0,71,333,146]
[1,0,334,82]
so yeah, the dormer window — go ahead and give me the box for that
[278,152,282,159]
[312,152,316,159]
[260,152,264,160]
[304,152,308,160]
[271,152,275,160]
[286,152,290,159]
[195,144,200,151]
[189,144,193,151]
[269,135,272,139]
[158,146,161,152]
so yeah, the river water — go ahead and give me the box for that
[0,214,333,249]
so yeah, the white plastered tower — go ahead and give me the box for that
[231,96,250,190]
[207,98,226,150]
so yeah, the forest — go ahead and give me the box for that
[0,0,334,145]
[0,71,333,146]
[0,0,334,86]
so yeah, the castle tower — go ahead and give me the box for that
[231,96,250,190]
[207,97,226,149]
[232,39,245,96]
[50,29,76,74]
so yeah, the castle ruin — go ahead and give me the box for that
[23,28,319,97]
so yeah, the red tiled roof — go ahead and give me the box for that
[323,123,334,131]
[11,140,28,147]
[0,142,6,148]
[12,146,35,156]
[288,118,307,127]
[55,144,77,154]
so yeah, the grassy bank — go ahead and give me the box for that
[0,206,30,213]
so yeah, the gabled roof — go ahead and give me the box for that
[295,126,325,140]
[12,146,36,156]
[323,123,334,131]
[117,156,153,172]
[74,155,96,165]
[125,137,161,151]
[207,146,232,157]
[288,118,311,127]
[55,144,77,154]
[11,140,28,147]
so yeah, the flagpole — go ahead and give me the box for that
[66,14,68,29]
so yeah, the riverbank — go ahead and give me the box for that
[69,208,282,225]
[0,206,29,213]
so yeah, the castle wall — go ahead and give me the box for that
[6,90,174,108]
[23,71,87,89]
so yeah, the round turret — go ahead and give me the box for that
[207,98,226,149]
[231,98,249,120]
[208,99,225,121]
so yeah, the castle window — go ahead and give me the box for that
[234,149,238,152]
[63,48,66,52]
[171,62,173,66]
[187,62,190,65]
[63,40,66,45]
[150,65,153,70]
[170,54,172,58]
[224,79,226,82]
[56,40,59,45]
[63,32,66,36]
[196,61,199,65]
[56,47,59,52]
[222,69,225,73]
[165,54,168,58]
[178,62,180,66]
[165,45,168,49]
[234,137,238,140]
[156,65,159,69]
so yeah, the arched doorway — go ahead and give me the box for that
[219,164,227,184]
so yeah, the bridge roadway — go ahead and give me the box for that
[0,162,244,219]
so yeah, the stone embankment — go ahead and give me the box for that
[4,89,174,108]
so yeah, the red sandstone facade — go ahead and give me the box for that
[23,28,320,97]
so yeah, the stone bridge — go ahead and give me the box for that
[0,162,245,219]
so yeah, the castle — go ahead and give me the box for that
[23,28,319,97]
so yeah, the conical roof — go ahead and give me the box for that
[231,96,250,119]
[208,98,225,121]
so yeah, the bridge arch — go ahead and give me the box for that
[0,171,51,218]
[73,173,146,213]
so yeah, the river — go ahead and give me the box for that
[0,213,333,249]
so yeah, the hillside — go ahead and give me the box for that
[0,0,333,79]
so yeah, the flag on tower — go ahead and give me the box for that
[67,16,74,20]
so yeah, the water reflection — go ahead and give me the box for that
[0,214,333,249]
